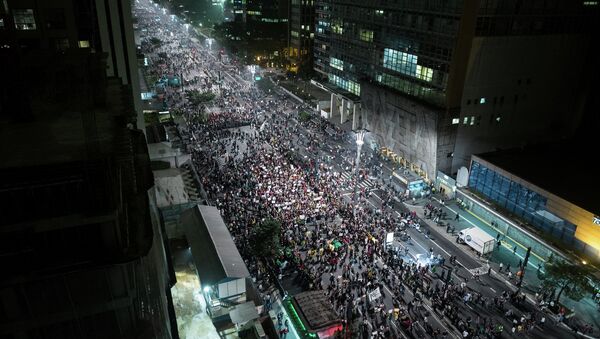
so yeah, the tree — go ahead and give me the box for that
[185,89,215,106]
[149,37,162,45]
[298,110,311,122]
[250,218,281,258]
[538,256,594,304]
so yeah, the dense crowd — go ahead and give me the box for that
[135,1,578,338]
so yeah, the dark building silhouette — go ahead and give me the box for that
[287,0,315,75]
[0,1,176,338]
[222,0,289,64]
[314,0,598,180]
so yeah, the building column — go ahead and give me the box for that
[330,93,339,120]
[340,98,347,124]
[352,103,358,129]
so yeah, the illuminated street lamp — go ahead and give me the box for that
[249,65,257,83]
[353,129,367,215]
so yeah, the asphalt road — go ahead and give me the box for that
[137,2,587,337]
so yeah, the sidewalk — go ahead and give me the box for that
[404,195,600,338]
[269,298,301,339]
[406,196,544,287]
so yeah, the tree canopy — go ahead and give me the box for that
[298,110,311,122]
[538,256,594,303]
[250,218,281,258]
[185,89,215,106]
[149,37,162,45]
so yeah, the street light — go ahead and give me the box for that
[353,129,367,215]
[249,65,257,83]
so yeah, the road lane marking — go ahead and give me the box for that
[432,197,545,265]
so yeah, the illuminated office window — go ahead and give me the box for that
[332,20,343,34]
[329,74,360,96]
[14,9,36,30]
[416,65,433,82]
[330,57,344,71]
[359,29,373,42]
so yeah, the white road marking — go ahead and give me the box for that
[430,239,451,257]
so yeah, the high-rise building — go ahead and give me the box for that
[314,0,598,180]
[0,1,176,338]
[222,0,289,63]
[287,0,316,74]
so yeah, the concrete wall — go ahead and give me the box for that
[452,34,590,173]
[361,82,441,180]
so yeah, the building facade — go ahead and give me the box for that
[222,0,289,65]
[287,0,315,74]
[467,153,600,261]
[0,0,176,338]
[0,0,145,130]
[313,0,597,181]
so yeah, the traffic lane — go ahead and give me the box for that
[359,197,474,337]
[431,197,545,272]
[366,194,550,334]
[367,192,482,272]
[165,20,568,336]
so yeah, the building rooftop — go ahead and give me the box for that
[292,291,341,331]
[181,205,250,286]
[475,140,600,215]
[153,168,189,207]
[148,141,181,160]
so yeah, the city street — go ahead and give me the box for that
[135,1,595,338]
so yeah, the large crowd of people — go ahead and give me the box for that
[134,1,584,338]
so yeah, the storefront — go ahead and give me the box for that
[436,171,456,199]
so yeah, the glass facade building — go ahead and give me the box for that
[313,0,461,106]
[469,160,590,255]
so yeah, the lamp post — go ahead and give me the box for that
[353,129,366,216]
[249,65,257,84]
[516,246,532,294]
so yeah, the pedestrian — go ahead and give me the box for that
[499,263,503,273]
[513,245,517,255]
[455,213,459,221]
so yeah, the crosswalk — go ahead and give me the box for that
[339,172,376,191]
